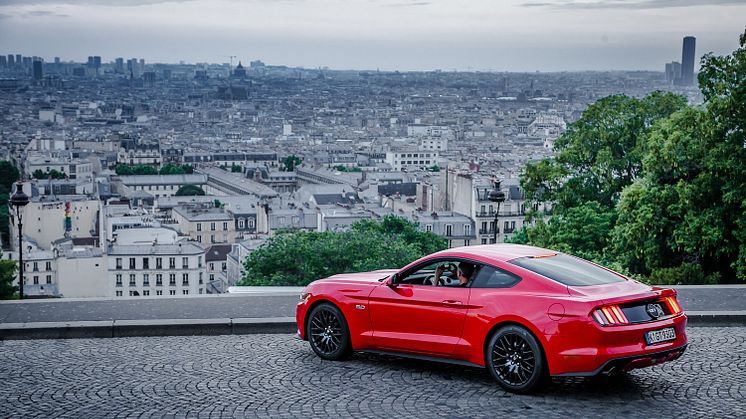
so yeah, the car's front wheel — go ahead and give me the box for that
[307,302,351,360]
[486,325,546,393]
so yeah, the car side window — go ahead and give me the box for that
[470,265,520,288]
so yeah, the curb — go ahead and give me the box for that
[0,317,297,340]
[686,311,746,327]
[0,313,743,341]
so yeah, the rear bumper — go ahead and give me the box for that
[555,344,687,377]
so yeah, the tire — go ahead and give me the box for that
[306,302,352,361]
[486,325,547,394]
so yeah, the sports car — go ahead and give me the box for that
[296,244,688,393]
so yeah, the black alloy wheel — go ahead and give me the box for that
[307,303,351,360]
[486,325,546,393]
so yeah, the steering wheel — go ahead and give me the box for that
[423,274,445,286]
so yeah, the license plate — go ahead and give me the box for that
[645,327,676,345]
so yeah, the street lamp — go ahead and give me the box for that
[10,182,29,299]
[487,180,505,244]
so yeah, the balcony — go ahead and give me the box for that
[479,228,498,235]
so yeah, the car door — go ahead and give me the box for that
[368,261,471,356]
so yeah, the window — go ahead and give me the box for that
[33,276,39,285]
[223,222,228,231]
[116,290,123,297]
[169,290,176,295]
[197,223,202,232]
[210,222,216,231]
[183,290,189,295]
[249,219,255,229]
[182,273,189,285]
[199,288,203,294]
[116,274,122,287]
[143,274,150,286]
[221,262,226,271]
[45,261,52,271]
[169,273,176,286]
[156,257,162,269]
[116,258,123,270]
[425,224,433,232]
[169,257,176,269]
[238,219,245,229]
[198,256,203,268]
[199,272,203,284]
[142,290,149,296]
[471,265,521,288]
[211,234,216,243]
[209,262,215,271]
[182,257,189,269]
[464,224,471,236]
[156,290,163,296]
[46,275,52,284]
[197,235,202,243]
[510,254,625,287]
[129,258,136,270]
[33,262,38,272]
[481,238,487,245]
[209,273,214,281]
[156,274,163,286]
[129,274,136,286]
[445,224,453,236]
[142,258,149,269]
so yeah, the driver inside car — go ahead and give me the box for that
[433,262,475,287]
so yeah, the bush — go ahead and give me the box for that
[647,263,720,285]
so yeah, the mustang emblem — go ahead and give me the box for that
[646,303,665,318]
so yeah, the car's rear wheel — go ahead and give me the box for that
[486,325,546,393]
[307,303,351,360]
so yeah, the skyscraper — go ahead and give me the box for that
[0,55,6,68]
[681,36,696,86]
[7,54,14,67]
[32,60,43,80]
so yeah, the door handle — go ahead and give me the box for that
[442,300,463,306]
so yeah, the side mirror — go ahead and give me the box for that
[386,274,398,288]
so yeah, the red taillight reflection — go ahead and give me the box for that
[594,305,629,326]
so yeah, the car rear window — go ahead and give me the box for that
[509,254,625,286]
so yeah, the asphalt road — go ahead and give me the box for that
[0,327,743,418]
[0,286,744,324]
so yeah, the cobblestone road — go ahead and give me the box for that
[1,328,743,418]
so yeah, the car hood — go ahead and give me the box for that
[320,269,398,284]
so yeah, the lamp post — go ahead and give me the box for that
[10,182,29,299]
[487,180,505,244]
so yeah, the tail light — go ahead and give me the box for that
[593,304,629,326]
[664,296,683,314]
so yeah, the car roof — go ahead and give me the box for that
[431,244,558,263]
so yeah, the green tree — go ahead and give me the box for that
[32,169,66,180]
[115,164,158,175]
[230,164,242,173]
[159,164,186,175]
[239,216,447,286]
[611,32,746,282]
[0,253,17,299]
[175,184,206,196]
[280,155,302,172]
[0,161,19,190]
[521,92,687,212]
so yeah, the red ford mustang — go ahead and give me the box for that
[296,244,688,393]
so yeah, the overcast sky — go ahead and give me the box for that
[0,0,744,71]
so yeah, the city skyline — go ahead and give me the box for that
[0,0,744,72]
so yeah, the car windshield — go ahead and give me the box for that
[510,254,625,286]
